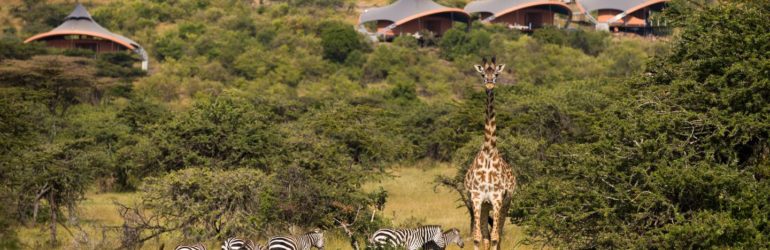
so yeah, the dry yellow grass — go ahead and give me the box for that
[366,163,536,250]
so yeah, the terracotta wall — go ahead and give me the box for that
[493,8,556,28]
[41,36,129,53]
[621,10,648,26]
[376,21,396,36]
[596,9,622,23]
[391,15,455,36]
[597,9,648,27]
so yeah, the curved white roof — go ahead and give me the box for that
[359,0,469,25]
[465,0,572,17]
[577,0,668,13]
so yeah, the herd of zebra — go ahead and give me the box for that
[174,226,464,250]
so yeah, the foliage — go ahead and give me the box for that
[507,1,770,248]
[140,168,274,240]
[96,52,145,78]
[320,21,366,63]
[533,26,610,56]
[10,0,70,36]
[0,38,48,61]
[0,55,129,246]
[0,0,727,248]
[0,56,107,115]
[148,95,280,172]
[438,23,491,60]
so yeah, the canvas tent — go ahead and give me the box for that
[358,0,470,38]
[25,4,148,70]
[465,0,572,30]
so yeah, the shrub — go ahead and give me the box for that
[532,26,568,46]
[320,21,364,63]
[141,168,274,239]
[438,23,491,60]
[0,38,47,60]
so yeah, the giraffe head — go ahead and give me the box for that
[474,56,505,90]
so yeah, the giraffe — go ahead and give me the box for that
[464,57,517,250]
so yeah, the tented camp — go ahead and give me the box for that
[25,4,148,70]
[465,0,572,30]
[576,0,669,33]
[358,0,470,39]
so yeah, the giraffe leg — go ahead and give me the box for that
[481,202,493,250]
[472,200,484,250]
[483,214,492,250]
[498,194,512,247]
[490,201,504,250]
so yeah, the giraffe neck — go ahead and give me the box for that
[483,88,497,153]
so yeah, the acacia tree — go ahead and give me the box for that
[0,55,111,246]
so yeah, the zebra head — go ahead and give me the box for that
[307,229,324,250]
[444,228,464,248]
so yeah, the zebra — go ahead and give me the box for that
[423,228,464,250]
[267,229,324,250]
[175,243,207,250]
[222,237,264,250]
[369,225,445,250]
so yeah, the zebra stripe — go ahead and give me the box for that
[268,229,324,250]
[369,225,444,250]
[424,228,464,250]
[175,243,207,250]
[222,237,264,250]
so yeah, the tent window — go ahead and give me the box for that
[75,42,97,52]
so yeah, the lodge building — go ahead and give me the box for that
[576,0,669,33]
[358,0,470,39]
[465,0,573,30]
[358,0,670,39]
[24,4,148,70]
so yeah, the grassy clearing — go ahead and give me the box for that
[17,163,534,249]
[366,163,534,250]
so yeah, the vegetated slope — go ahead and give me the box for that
[0,0,700,249]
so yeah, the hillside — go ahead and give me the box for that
[1,0,769,249]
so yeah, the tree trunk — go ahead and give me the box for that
[49,192,57,247]
[34,183,51,223]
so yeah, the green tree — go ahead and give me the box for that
[438,23,491,60]
[320,21,364,63]
[141,168,274,240]
[0,56,112,246]
[149,94,282,172]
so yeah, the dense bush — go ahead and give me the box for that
[0,38,48,60]
[320,21,366,63]
[533,26,610,56]
[141,168,275,239]
[438,23,491,60]
[507,0,770,248]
